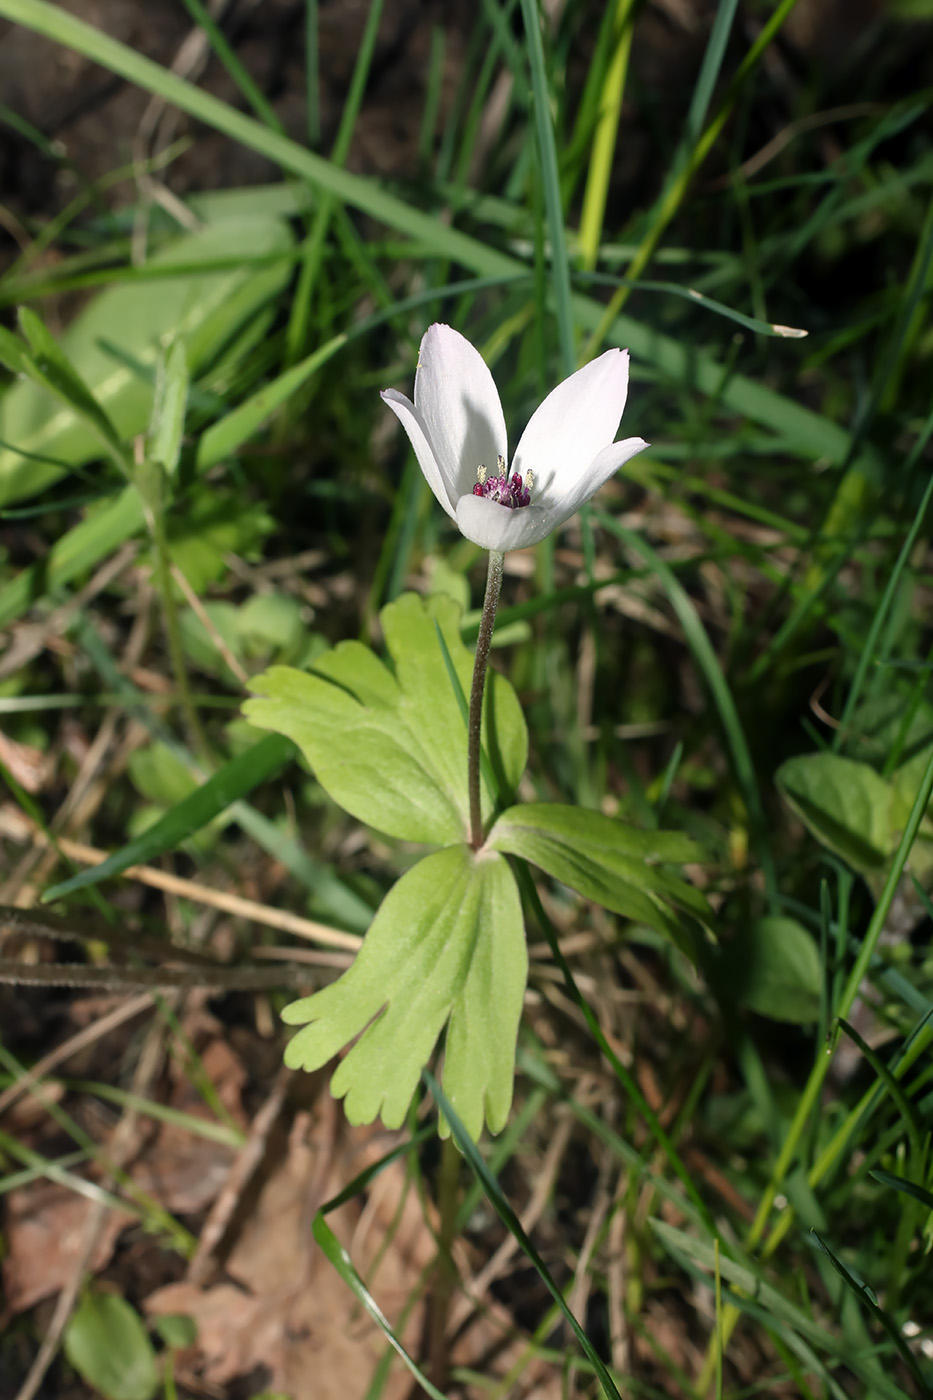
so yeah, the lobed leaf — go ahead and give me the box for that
[282,843,527,1140]
[244,592,527,845]
[488,802,708,957]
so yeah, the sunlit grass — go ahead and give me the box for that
[0,0,932,1396]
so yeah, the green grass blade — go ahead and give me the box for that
[0,0,860,478]
[519,0,575,376]
[870,1170,933,1213]
[177,0,284,133]
[283,0,385,367]
[833,407,933,750]
[423,1069,623,1400]
[42,733,295,903]
[597,513,769,890]
[577,0,635,272]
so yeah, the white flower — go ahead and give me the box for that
[380,323,648,552]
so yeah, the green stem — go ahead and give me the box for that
[467,549,504,849]
[149,498,209,762]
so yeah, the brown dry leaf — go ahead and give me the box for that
[147,1111,434,1399]
[0,729,53,794]
[130,1121,237,1216]
[2,1180,133,1313]
[131,1038,247,1214]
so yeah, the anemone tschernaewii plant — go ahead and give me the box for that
[381,323,648,552]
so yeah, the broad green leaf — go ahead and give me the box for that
[0,213,294,505]
[0,333,346,631]
[236,591,305,658]
[244,592,527,845]
[152,1313,198,1350]
[44,734,294,902]
[127,741,198,809]
[0,324,32,375]
[147,339,189,476]
[712,916,822,1023]
[165,487,274,594]
[18,305,124,459]
[64,1290,158,1400]
[488,802,708,956]
[178,601,244,680]
[282,843,527,1139]
[776,753,893,872]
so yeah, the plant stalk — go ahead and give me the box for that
[467,549,504,849]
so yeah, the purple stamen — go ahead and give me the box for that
[473,465,533,510]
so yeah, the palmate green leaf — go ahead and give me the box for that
[776,752,894,873]
[244,592,527,845]
[282,843,527,1140]
[488,802,709,958]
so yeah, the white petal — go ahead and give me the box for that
[380,389,456,519]
[414,324,507,498]
[512,349,631,508]
[543,436,649,528]
[454,495,554,551]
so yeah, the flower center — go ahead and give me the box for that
[471,454,534,509]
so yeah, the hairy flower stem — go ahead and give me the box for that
[468,549,504,850]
